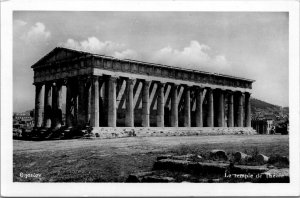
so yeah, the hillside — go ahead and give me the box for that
[250,98,288,121]
[251,98,281,112]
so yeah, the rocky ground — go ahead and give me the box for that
[13,134,288,182]
[127,151,289,183]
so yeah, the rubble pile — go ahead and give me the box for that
[126,150,289,183]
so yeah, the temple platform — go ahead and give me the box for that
[90,127,257,139]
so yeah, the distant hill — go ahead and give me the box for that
[251,98,281,112]
[250,98,288,121]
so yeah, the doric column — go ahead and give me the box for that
[91,76,100,127]
[125,78,134,127]
[215,89,225,127]
[51,82,57,128]
[65,79,73,127]
[51,81,63,128]
[170,84,178,127]
[142,80,150,127]
[77,76,86,127]
[227,90,234,127]
[184,85,191,127]
[195,86,203,127]
[85,78,91,124]
[156,82,165,127]
[108,76,117,127]
[56,82,63,127]
[206,87,214,127]
[34,83,43,128]
[99,77,108,126]
[43,83,52,128]
[235,91,243,127]
[245,92,251,127]
[73,82,78,126]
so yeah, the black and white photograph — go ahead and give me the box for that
[1,0,299,197]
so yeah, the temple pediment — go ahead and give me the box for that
[31,47,87,68]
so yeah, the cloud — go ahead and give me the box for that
[14,20,27,28]
[62,37,138,59]
[62,38,229,73]
[21,22,51,43]
[113,49,138,60]
[150,40,230,73]
[14,20,27,38]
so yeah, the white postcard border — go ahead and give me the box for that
[1,0,299,196]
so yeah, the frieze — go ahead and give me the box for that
[195,74,201,82]
[190,73,195,81]
[154,67,161,76]
[139,64,146,73]
[169,69,175,78]
[33,55,253,89]
[103,59,109,69]
[107,59,113,69]
[95,59,101,67]
[123,62,130,71]
[147,66,153,75]
[183,72,189,80]
[176,71,182,79]
[114,61,121,70]
[162,68,168,77]
[131,63,138,73]
[86,58,92,67]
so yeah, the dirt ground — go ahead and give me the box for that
[13,134,289,182]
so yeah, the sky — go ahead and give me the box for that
[13,12,289,112]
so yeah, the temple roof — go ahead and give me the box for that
[31,47,255,83]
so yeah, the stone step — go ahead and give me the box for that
[91,127,257,139]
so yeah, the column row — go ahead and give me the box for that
[34,81,65,128]
[102,77,251,128]
[34,75,252,128]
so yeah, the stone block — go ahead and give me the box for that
[256,154,269,164]
[153,159,228,175]
[173,154,203,162]
[141,176,175,183]
[156,154,173,161]
[181,174,192,180]
[153,159,192,171]
[126,171,155,182]
[234,152,251,162]
[197,162,228,175]
[209,149,228,161]
[268,155,289,166]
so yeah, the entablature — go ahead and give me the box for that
[32,47,254,91]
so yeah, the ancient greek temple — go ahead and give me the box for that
[32,47,254,134]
